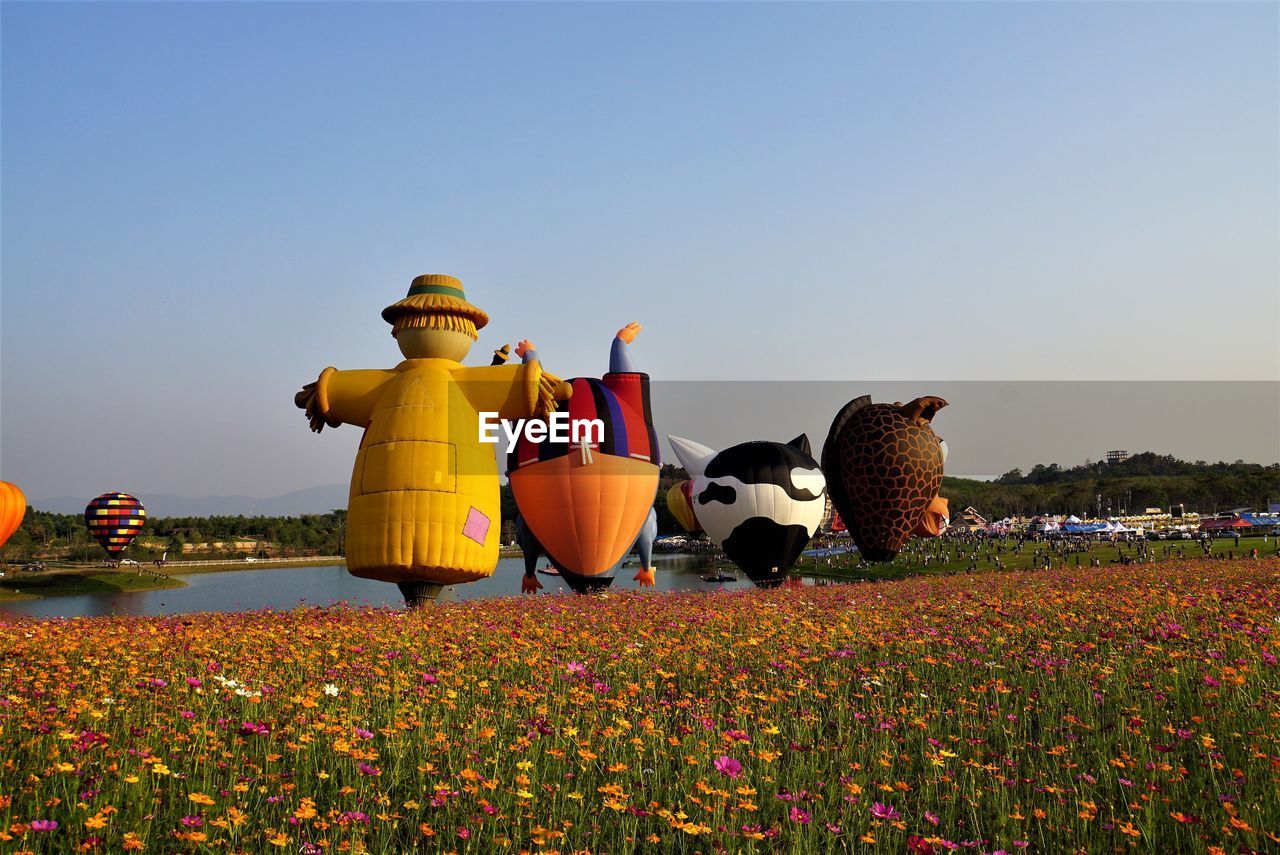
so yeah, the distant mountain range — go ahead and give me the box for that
[33,484,349,518]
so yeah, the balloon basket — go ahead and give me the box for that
[397,581,444,608]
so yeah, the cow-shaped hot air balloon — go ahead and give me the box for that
[668,435,826,588]
[821,396,948,561]
[509,323,659,593]
[665,480,702,534]
[84,492,147,560]
[0,482,27,550]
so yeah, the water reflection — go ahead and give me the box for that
[0,554,816,620]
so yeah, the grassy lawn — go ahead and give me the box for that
[0,568,186,601]
[0,557,351,601]
[790,533,1279,581]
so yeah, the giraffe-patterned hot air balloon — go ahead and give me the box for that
[821,396,948,561]
[84,492,147,559]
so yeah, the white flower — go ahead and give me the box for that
[323,684,340,697]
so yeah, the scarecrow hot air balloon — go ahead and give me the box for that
[668,434,826,588]
[295,274,569,607]
[518,508,657,594]
[84,492,147,560]
[821,395,948,561]
[508,323,660,593]
[665,480,702,534]
[0,482,27,550]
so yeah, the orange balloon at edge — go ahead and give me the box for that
[0,481,27,549]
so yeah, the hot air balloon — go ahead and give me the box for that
[913,496,950,538]
[821,395,948,561]
[668,434,826,588]
[518,508,657,594]
[294,274,569,608]
[0,482,27,550]
[665,479,701,533]
[84,492,147,560]
[509,323,659,593]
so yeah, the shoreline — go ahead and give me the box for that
[0,557,349,601]
[0,552,531,601]
[5,536,1271,602]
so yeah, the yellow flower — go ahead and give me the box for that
[188,793,215,806]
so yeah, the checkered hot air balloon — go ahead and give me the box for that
[84,492,147,558]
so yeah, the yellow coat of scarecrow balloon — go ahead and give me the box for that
[295,274,567,606]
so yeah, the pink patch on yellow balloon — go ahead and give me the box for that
[462,507,490,545]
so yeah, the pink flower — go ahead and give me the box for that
[789,807,811,824]
[924,810,940,826]
[185,677,202,688]
[723,729,749,742]
[870,802,901,820]
[180,815,203,827]
[714,756,743,778]
[457,827,471,840]
[908,836,937,854]
[357,762,381,776]
[31,820,58,832]
[354,727,374,740]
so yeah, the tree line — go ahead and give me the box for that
[5,453,1274,561]
[940,453,1278,519]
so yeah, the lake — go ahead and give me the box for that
[0,554,832,619]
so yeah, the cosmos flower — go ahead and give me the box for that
[714,756,743,778]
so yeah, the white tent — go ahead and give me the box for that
[1065,515,1082,524]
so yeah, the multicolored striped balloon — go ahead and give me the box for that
[84,492,147,557]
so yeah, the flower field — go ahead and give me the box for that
[1,561,1278,854]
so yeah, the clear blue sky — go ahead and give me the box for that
[2,2,1277,499]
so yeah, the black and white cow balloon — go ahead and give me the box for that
[668,434,826,588]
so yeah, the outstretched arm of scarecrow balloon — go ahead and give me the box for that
[610,322,642,374]
[632,507,658,587]
[295,368,396,432]
[456,360,570,421]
